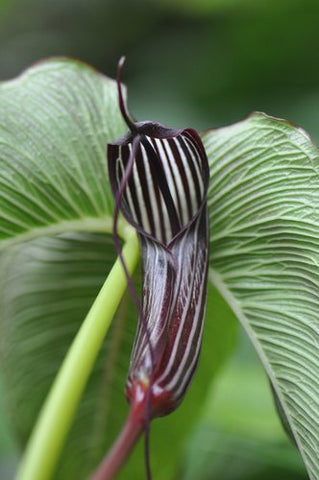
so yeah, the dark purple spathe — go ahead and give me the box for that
[107,57,209,418]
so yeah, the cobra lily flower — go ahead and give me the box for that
[91,58,209,480]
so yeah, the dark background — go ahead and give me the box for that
[1,0,319,139]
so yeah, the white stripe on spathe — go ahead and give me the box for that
[132,154,152,234]
[130,242,171,369]
[127,209,207,402]
[152,137,185,227]
[172,136,199,216]
[155,212,204,388]
[140,143,162,240]
[160,138,188,226]
[167,240,207,397]
[149,138,182,222]
[116,145,139,225]
[183,136,205,199]
[115,133,206,244]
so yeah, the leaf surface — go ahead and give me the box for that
[204,114,319,479]
[0,59,125,249]
[0,233,236,479]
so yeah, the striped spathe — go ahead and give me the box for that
[108,128,208,245]
[108,123,209,416]
[107,57,209,418]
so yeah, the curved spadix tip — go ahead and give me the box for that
[117,56,126,78]
[116,55,136,132]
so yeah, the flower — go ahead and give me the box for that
[108,57,209,418]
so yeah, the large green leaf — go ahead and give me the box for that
[0,59,238,479]
[0,58,124,249]
[181,361,307,480]
[0,233,133,478]
[204,115,319,480]
[0,233,237,479]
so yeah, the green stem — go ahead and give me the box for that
[16,230,140,480]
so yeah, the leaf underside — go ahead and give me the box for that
[203,115,319,480]
[0,60,318,479]
[0,233,136,479]
[0,59,124,248]
[0,232,232,480]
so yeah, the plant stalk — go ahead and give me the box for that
[90,402,144,480]
[16,230,140,480]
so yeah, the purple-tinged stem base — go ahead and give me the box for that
[90,401,145,480]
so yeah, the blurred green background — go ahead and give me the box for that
[0,0,316,478]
